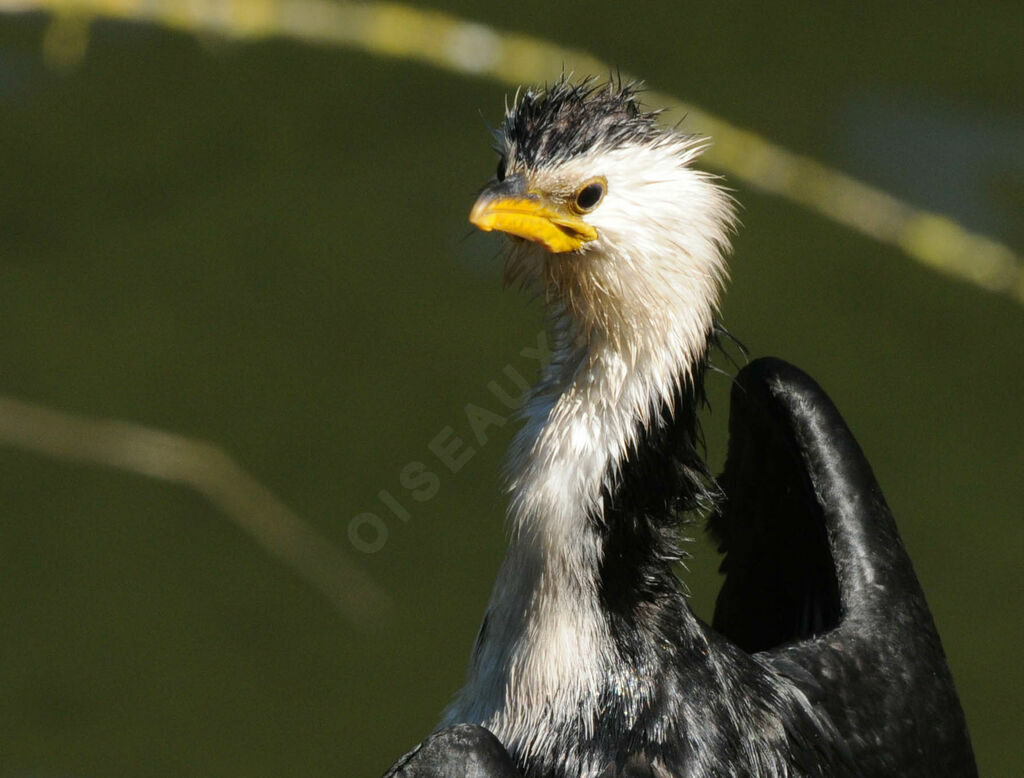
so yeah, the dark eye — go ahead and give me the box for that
[496,157,507,181]
[574,179,606,212]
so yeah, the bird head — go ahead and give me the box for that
[471,79,735,355]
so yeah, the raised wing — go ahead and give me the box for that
[709,357,976,775]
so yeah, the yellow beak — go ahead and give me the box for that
[469,192,597,254]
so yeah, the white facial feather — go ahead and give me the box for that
[442,135,735,775]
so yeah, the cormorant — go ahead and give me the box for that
[384,78,976,778]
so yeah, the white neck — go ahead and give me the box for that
[442,140,733,771]
[441,304,712,758]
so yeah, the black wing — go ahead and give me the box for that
[709,357,976,776]
[383,724,521,777]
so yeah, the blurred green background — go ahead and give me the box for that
[0,2,1021,775]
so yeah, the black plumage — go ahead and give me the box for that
[502,79,664,170]
[712,360,976,776]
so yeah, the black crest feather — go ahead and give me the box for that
[501,77,663,168]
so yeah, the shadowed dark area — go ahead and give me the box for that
[710,363,841,653]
